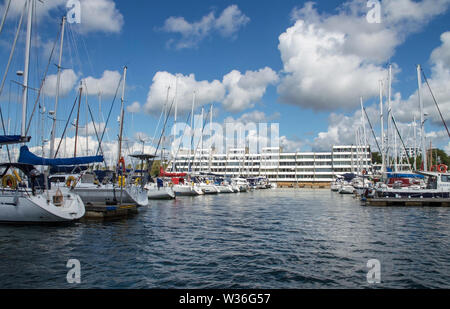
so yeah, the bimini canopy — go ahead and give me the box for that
[18,146,104,167]
[386,172,424,179]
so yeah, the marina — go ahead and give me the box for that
[1,189,450,289]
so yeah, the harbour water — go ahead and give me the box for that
[1,189,449,289]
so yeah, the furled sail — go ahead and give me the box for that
[18,146,103,166]
[0,135,30,145]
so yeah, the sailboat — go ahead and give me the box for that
[0,0,85,223]
[374,65,449,199]
[47,67,148,207]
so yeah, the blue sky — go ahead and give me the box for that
[0,0,449,161]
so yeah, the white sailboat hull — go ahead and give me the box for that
[199,184,220,194]
[216,185,234,193]
[74,185,148,206]
[0,189,85,223]
[173,185,203,196]
[146,186,176,199]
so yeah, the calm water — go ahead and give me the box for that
[0,189,449,289]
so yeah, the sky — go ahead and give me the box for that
[0,0,449,164]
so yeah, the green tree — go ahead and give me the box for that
[372,152,382,164]
[150,160,161,177]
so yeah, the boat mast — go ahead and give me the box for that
[210,104,213,173]
[417,64,427,171]
[174,76,178,123]
[74,83,82,158]
[85,83,89,156]
[200,107,204,173]
[21,0,33,138]
[360,97,367,172]
[387,64,392,170]
[117,66,127,163]
[413,116,417,170]
[188,91,196,172]
[379,80,385,172]
[49,16,66,158]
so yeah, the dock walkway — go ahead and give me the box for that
[81,203,139,220]
[364,198,450,207]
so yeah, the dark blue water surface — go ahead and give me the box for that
[1,189,449,289]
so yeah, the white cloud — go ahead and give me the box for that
[144,68,278,115]
[42,69,79,97]
[312,105,381,151]
[280,136,303,152]
[394,31,450,126]
[82,70,122,97]
[127,101,141,114]
[224,110,280,124]
[77,0,124,34]
[0,0,65,22]
[278,0,450,112]
[215,5,251,37]
[82,121,107,137]
[431,31,450,68]
[161,5,249,49]
[222,67,279,112]
[382,0,450,27]
[0,0,124,34]
[277,19,386,111]
[144,71,225,115]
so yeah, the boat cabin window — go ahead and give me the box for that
[441,175,450,183]
[426,176,438,189]
[81,173,96,183]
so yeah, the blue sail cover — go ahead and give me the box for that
[386,173,424,179]
[18,146,104,166]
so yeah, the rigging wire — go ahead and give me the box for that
[0,1,27,163]
[54,92,79,157]
[95,74,123,156]
[421,67,450,139]
[0,0,11,36]
[362,107,381,154]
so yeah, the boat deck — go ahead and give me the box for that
[81,203,138,220]
[363,198,450,207]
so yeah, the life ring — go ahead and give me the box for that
[2,175,17,189]
[118,157,126,173]
[438,164,448,173]
[66,176,77,188]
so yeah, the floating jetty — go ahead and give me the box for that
[363,198,450,207]
[81,203,139,221]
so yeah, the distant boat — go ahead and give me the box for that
[375,170,449,198]
[145,180,176,200]
[232,177,249,192]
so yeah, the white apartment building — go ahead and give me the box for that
[167,145,372,184]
